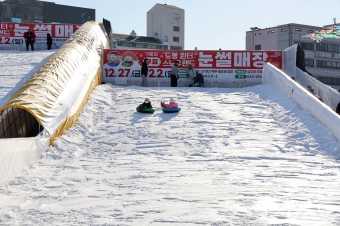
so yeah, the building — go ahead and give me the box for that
[0,0,94,24]
[111,30,168,50]
[147,3,184,50]
[246,23,340,89]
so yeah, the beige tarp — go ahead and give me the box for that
[0,21,109,145]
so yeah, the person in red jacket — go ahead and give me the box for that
[23,28,36,51]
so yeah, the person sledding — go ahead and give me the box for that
[138,98,153,110]
[136,98,155,113]
[160,98,178,108]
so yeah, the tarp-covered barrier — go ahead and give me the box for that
[0,21,109,145]
[262,63,340,142]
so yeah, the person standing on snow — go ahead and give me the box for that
[23,28,36,51]
[187,63,196,87]
[170,60,179,87]
[46,33,52,50]
[141,58,149,87]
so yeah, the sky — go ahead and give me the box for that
[1,50,340,224]
[40,0,340,50]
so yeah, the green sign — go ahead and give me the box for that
[179,69,189,78]
[235,75,246,79]
[235,70,247,74]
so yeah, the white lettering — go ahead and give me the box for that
[252,52,268,68]
[14,24,29,36]
[55,25,74,38]
[198,52,213,67]
[64,25,73,37]
[0,30,10,35]
[55,25,64,37]
[234,52,250,67]
[0,24,8,29]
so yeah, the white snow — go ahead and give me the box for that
[0,50,340,225]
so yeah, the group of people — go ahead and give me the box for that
[141,59,203,87]
[138,97,178,110]
[23,28,53,51]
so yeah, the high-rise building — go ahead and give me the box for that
[147,3,184,50]
[246,23,340,88]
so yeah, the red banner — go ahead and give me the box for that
[102,50,282,70]
[0,22,81,49]
[102,49,282,85]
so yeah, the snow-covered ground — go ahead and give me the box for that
[0,51,55,104]
[0,50,340,225]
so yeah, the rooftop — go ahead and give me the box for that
[112,33,163,44]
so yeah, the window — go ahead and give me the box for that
[316,60,340,69]
[281,28,288,32]
[34,19,43,23]
[305,59,314,67]
[173,26,179,32]
[300,42,314,50]
[316,43,340,53]
[136,43,147,48]
[173,13,180,19]
[173,37,179,42]
[308,30,314,33]
[318,77,340,85]
[170,46,182,50]
[11,17,22,23]
[51,22,61,24]
[255,45,261,50]
[254,32,261,36]
[268,30,275,33]
[295,28,302,31]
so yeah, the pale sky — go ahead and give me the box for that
[42,0,340,50]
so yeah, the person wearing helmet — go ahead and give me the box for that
[138,98,153,110]
[160,98,178,108]
[306,85,323,102]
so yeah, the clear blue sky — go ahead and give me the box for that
[43,0,340,50]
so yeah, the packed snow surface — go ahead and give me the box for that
[0,50,340,225]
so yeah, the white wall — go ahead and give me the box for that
[246,27,279,50]
[262,63,340,142]
[147,4,185,49]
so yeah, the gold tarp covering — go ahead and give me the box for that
[0,21,109,145]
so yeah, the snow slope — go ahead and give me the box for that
[0,51,55,106]
[0,51,340,225]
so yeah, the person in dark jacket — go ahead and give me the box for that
[23,28,36,51]
[46,33,52,50]
[141,58,149,87]
[170,60,179,87]
[138,98,152,109]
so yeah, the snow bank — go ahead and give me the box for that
[0,138,49,186]
[263,63,340,142]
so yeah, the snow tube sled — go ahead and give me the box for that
[162,107,181,113]
[190,83,205,87]
[136,106,155,113]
